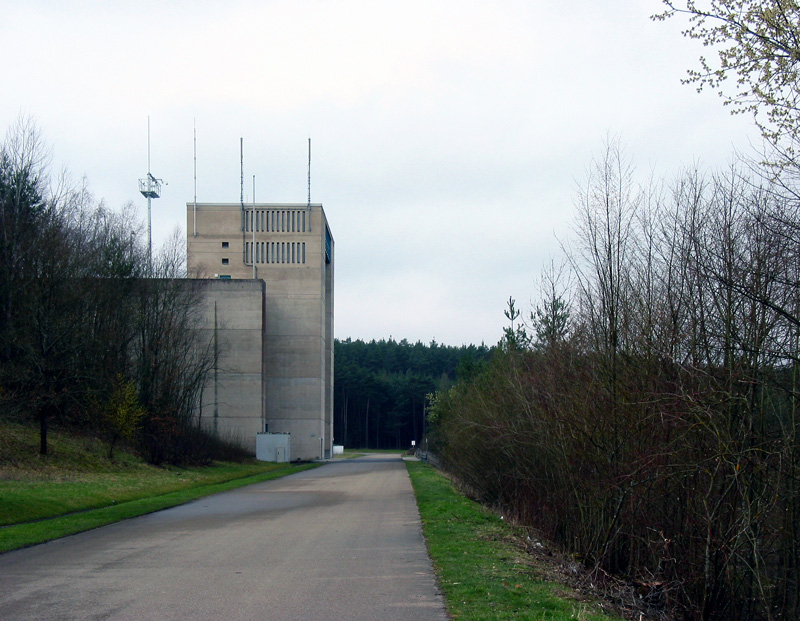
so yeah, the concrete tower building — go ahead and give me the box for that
[186,202,334,460]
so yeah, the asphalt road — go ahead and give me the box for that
[0,454,449,620]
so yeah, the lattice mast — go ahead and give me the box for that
[138,116,163,272]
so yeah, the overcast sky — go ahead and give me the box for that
[2,1,758,346]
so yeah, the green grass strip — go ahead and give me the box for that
[405,460,618,620]
[0,462,296,526]
[0,463,320,553]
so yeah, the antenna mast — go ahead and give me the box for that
[193,120,197,236]
[252,175,256,279]
[307,137,312,232]
[240,138,245,257]
[138,116,163,273]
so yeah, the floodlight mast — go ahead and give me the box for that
[138,117,163,273]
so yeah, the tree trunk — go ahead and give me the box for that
[39,407,48,455]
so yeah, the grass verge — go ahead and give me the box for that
[334,450,366,459]
[334,448,406,459]
[0,422,321,553]
[406,459,620,620]
[0,461,300,526]
[0,462,319,553]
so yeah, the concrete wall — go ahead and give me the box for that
[187,203,334,461]
[193,279,266,452]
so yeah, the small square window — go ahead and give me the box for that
[221,258,229,265]
[221,241,229,249]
